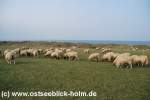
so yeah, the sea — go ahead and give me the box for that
[48,40,150,46]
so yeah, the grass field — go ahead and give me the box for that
[0,42,150,100]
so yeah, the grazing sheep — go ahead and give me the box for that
[140,55,149,66]
[4,49,11,56]
[5,51,16,64]
[66,49,72,52]
[113,53,130,65]
[51,50,64,59]
[20,50,28,56]
[44,50,54,57]
[72,46,77,50]
[101,52,117,62]
[102,48,112,54]
[26,49,38,57]
[11,48,20,57]
[26,49,33,56]
[131,55,149,67]
[88,53,100,62]
[32,49,39,57]
[113,56,132,69]
[64,51,79,61]
[96,47,100,50]
[84,49,90,54]
[38,49,44,54]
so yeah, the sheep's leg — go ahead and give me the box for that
[130,64,132,69]
[6,60,9,64]
[116,64,120,68]
[13,60,16,64]
[142,63,143,67]
[96,58,98,62]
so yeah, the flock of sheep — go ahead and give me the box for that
[0,46,149,69]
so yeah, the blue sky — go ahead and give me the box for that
[0,0,150,41]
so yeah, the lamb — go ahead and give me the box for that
[88,53,100,62]
[84,49,90,54]
[5,51,17,64]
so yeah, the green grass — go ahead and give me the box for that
[0,43,150,100]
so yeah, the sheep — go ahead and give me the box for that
[102,48,112,54]
[21,46,29,50]
[96,47,100,50]
[20,50,28,56]
[38,49,44,54]
[26,49,39,57]
[50,51,63,59]
[64,51,79,61]
[26,49,34,56]
[32,49,39,57]
[66,49,72,52]
[4,49,11,56]
[88,53,100,62]
[84,49,90,54]
[11,48,20,57]
[71,46,77,50]
[140,55,149,66]
[44,50,54,57]
[113,53,130,65]
[5,51,17,64]
[101,52,117,62]
[113,56,132,69]
[131,55,149,67]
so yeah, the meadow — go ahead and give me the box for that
[0,41,150,100]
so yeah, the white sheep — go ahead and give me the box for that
[4,49,11,56]
[113,55,132,69]
[44,50,54,57]
[88,53,100,62]
[131,55,149,67]
[101,52,117,62]
[66,49,72,52]
[20,50,28,56]
[5,51,17,64]
[64,51,79,61]
[51,50,63,59]
[102,48,112,54]
[84,49,90,54]
[113,53,130,64]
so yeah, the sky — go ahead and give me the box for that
[0,0,150,41]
